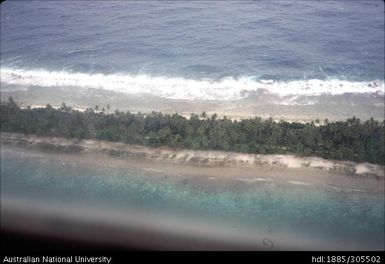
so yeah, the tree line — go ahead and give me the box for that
[1,98,384,165]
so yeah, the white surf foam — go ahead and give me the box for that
[1,67,383,100]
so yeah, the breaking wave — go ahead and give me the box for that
[1,67,384,100]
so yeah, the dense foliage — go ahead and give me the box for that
[1,98,384,165]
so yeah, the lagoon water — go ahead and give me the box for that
[1,1,384,250]
[1,147,384,250]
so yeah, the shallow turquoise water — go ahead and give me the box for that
[1,149,384,250]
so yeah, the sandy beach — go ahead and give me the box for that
[2,86,384,123]
[2,132,384,250]
[2,132,384,193]
[1,0,384,253]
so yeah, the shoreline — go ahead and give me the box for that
[1,132,384,193]
[20,104,325,124]
[2,134,384,250]
[2,86,384,122]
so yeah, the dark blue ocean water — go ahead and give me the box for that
[1,1,384,99]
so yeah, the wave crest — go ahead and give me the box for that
[1,67,383,100]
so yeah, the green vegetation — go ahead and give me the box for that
[1,98,384,165]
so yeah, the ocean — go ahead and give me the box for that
[1,1,384,101]
[1,1,384,250]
